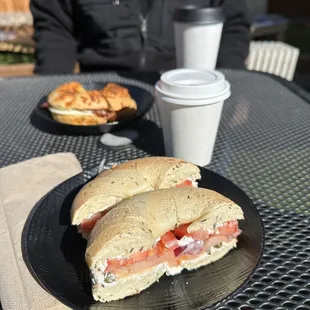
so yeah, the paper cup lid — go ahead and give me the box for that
[173,6,224,24]
[157,69,230,101]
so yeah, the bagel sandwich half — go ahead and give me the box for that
[71,156,201,238]
[86,187,244,302]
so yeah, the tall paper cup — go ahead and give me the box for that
[173,6,224,70]
[155,69,231,166]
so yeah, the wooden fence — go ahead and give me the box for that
[0,0,30,12]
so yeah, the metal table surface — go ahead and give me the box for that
[0,70,309,310]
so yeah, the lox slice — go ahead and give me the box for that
[104,220,241,279]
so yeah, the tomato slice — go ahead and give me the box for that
[173,223,191,238]
[175,179,193,188]
[217,220,238,236]
[161,231,179,250]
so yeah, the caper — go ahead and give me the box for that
[214,242,222,249]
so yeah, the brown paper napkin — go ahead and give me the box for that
[0,153,83,310]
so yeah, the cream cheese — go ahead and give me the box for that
[91,263,166,288]
[190,180,198,188]
[48,107,99,116]
[207,241,232,256]
[90,241,235,287]
[165,265,183,276]
[91,260,116,288]
[177,236,195,247]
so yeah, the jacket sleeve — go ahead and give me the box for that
[217,0,250,70]
[30,0,77,74]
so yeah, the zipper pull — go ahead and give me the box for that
[140,17,147,67]
[140,17,148,42]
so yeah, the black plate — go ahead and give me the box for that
[22,167,264,310]
[34,82,154,135]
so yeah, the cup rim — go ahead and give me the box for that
[155,80,231,103]
[160,69,225,90]
[155,87,231,106]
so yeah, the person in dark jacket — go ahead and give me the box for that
[30,0,250,74]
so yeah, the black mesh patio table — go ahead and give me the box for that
[0,70,309,310]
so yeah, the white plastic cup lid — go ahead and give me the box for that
[156,69,230,101]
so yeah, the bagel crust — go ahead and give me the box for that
[71,156,201,226]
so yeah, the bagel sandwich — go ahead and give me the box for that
[86,187,244,302]
[71,156,201,238]
[41,82,137,126]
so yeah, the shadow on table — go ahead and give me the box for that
[133,119,165,156]
[59,184,93,300]
[116,70,161,86]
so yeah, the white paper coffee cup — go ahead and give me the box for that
[155,69,231,166]
[173,6,224,70]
